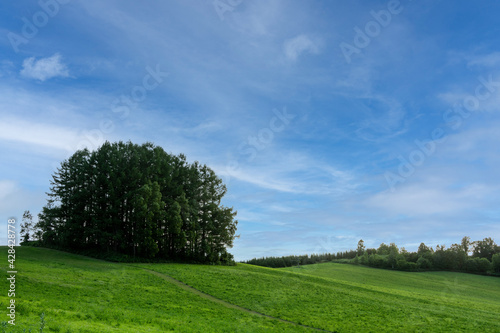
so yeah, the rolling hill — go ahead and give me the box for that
[1,247,499,332]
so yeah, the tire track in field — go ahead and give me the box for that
[137,267,336,332]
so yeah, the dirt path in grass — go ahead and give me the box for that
[138,267,335,332]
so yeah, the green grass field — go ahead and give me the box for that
[1,247,499,332]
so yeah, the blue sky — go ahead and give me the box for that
[1,0,500,260]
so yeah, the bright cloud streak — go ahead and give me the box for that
[0,118,79,152]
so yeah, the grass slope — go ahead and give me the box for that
[0,247,310,332]
[143,262,500,332]
[1,247,499,332]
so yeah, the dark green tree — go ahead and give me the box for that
[20,210,33,243]
[361,251,369,265]
[36,141,238,263]
[448,243,467,270]
[461,236,471,256]
[492,253,500,273]
[356,239,365,256]
[377,243,390,255]
[417,256,431,269]
[476,257,491,273]
[388,243,399,269]
[417,243,432,256]
[472,238,497,261]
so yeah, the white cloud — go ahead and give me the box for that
[0,117,81,152]
[0,60,14,77]
[0,180,17,202]
[230,1,283,36]
[432,121,500,167]
[438,90,500,113]
[219,166,305,194]
[354,96,408,142]
[20,53,70,81]
[214,152,357,196]
[283,34,321,61]
[269,204,295,213]
[367,179,496,217]
[234,209,269,223]
[467,52,500,68]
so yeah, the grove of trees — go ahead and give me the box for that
[32,141,238,264]
[354,237,500,274]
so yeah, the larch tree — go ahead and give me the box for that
[36,141,238,264]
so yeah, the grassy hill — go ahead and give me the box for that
[1,247,499,332]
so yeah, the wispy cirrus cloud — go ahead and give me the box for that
[0,60,15,77]
[20,53,70,81]
[366,183,493,217]
[283,34,322,62]
[467,52,500,68]
[0,117,80,152]
[0,180,17,202]
[215,151,358,196]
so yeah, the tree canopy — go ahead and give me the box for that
[36,141,238,263]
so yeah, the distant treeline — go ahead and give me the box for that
[244,251,357,268]
[245,237,500,275]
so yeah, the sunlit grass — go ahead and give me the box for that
[0,247,309,332]
[2,247,499,332]
[144,262,500,332]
